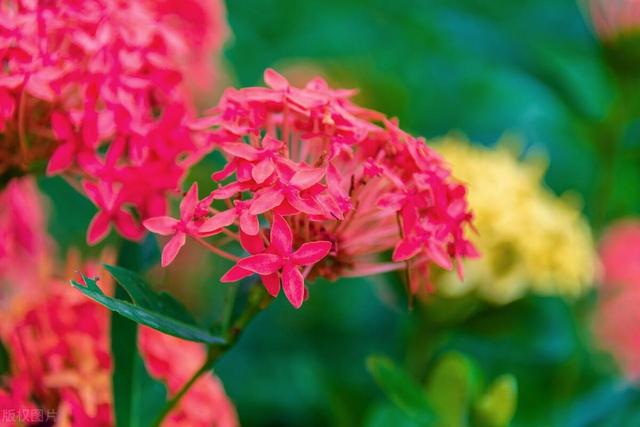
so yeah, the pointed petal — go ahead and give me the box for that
[239,211,260,235]
[251,159,275,184]
[237,254,282,275]
[180,183,199,220]
[161,232,187,267]
[240,231,265,254]
[292,241,332,266]
[392,238,421,262]
[282,264,305,309]
[143,216,179,235]
[222,142,260,160]
[46,143,76,175]
[221,265,254,283]
[261,273,280,297]
[290,168,325,189]
[87,211,111,245]
[269,215,293,255]
[264,68,289,90]
[51,111,74,140]
[249,189,284,215]
[114,211,144,241]
[199,209,236,233]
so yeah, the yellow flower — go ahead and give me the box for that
[433,136,596,304]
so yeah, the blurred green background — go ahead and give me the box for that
[39,0,640,425]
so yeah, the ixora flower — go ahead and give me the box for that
[0,179,238,427]
[145,69,476,308]
[433,137,595,304]
[587,0,640,40]
[0,0,227,245]
[595,220,640,380]
[0,280,239,427]
[0,177,53,301]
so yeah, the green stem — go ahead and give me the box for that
[150,285,271,427]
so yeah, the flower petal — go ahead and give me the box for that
[249,189,284,215]
[239,211,259,236]
[261,273,280,297]
[199,209,236,233]
[282,264,305,309]
[143,216,179,236]
[87,211,111,245]
[290,168,325,189]
[180,183,199,220]
[251,159,275,184]
[264,68,289,91]
[291,241,332,266]
[240,231,265,254]
[161,232,187,267]
[221,265,254,283]
[222,142,260,160]
[114,211,144,241]
[269,215,293,256]
[46,143,76,175]
[237,253,282,275]
[392,238,422,262]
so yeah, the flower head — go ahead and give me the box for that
[0,0,227,245]
[433,137,596,304]
[147,69,476,307]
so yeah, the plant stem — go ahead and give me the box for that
[150,285,270,427]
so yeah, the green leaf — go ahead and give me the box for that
[104,264,196,325]
[424,352,481,427]
[71,272,224,344]
[111,284,167,427]
[366,355,435,424]
[474,374,518,427]
[0,338,10,376]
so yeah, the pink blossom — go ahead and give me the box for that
[139,327,239,427]
[595,220,640,380]
[588,0,640,40]
[0,0,228,244]
[148,69,476,307]
[599,220,640,289]
[230,215,332,308]
[144,183,222,266]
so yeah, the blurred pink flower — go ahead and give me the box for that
[140,327,239,427]
[0,177,52,301]
[599,220,640,289]
[588,0,640,40]
[0,276,238,427]
[595,220,640,380]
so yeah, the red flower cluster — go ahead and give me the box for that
[0,0,226,244]
[145,69,476,308]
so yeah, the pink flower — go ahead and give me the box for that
[0,0,228,244]
[599,220,640,289]
[144,183,219,266]
[226,215,332,308]
[594,219,640,380]
[588,0,640,40]
[147,69,476,307]
[139,327,239,427]
[84,181,144,245]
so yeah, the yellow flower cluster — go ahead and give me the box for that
[434,136,596,304]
